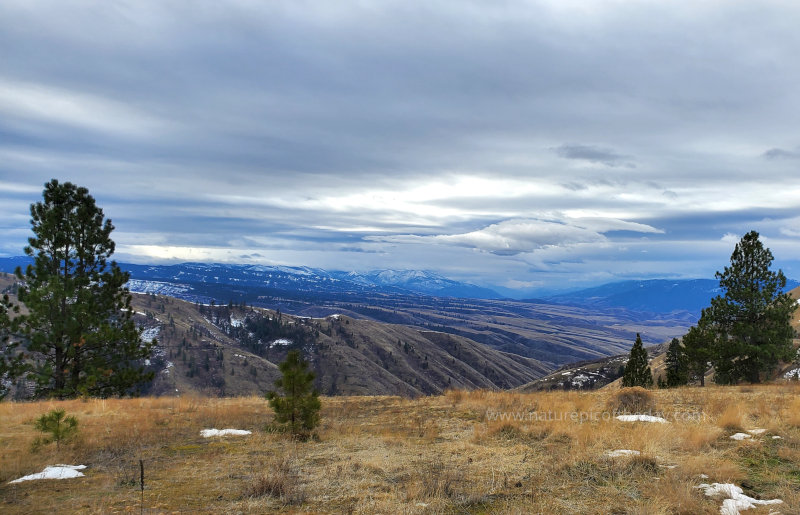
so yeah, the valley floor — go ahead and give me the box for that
[1,385,799,514]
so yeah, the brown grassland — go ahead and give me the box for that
[1,384,800,514]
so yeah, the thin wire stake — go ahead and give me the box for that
[139,459,145,515]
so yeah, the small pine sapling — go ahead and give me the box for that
[266,350,321,437]
[32,409,78,452]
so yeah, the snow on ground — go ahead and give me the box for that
[328,314,341,320]
[271,338,292,346]
[729,433,752,440]
[230,317,244,328]
[783,368,800,380]
[140,326,160,342]
[571,374,591,386]
[746,428,766,435]
[9,465,86,484]
[616,414,669,423]
[605,449,640,458]
[200,429,252,438]
[234,353,247,359]
[696,482,782,515]
[126,279,191,296]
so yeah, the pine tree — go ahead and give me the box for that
[707,231,797,384]
[682,314,714,386]
[0,293,24,399]
[622,334,653,388]
[32,409,78,451]
[266,350,321,436]
[664,338,689,387]
[16,180,154,398]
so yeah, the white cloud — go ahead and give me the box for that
[372,217,662,256]
[0,79,169,137]
[779,218,800,238]
[721,233,740,244]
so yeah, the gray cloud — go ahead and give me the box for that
[554,144,634,167]
[2,1,800,291]
[763,147,800,160]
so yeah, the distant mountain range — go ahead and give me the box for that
[0,257,501,300]
[0,257,717,381]
[542,278,800,315]
[2,256,796,317]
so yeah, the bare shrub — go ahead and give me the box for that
[609,387,656,414]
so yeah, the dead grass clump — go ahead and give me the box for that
[405,461,472,503]
[546,431,573,447]
[678,424,724,452]
[680,455,743,483]
[786,396,800,427]
[609,387,656,415]
[716,403,747,430]
[444,388,464,406]
[561,453,659,488]
[624,454,660,475]
[490,422,524,441]
[244,456,305,504]
[647,472,712,515]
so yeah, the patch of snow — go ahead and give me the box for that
[783,368,800,380]
[271,338,292,346]
[201,428,252,438]
[729,433,752,441]
[772,436,782,440]
[9,464,86,483]
[616,414,669,424]
[746,428,766,435]
[605,449,640,458]
[140,326,160,342]
[561,371,573,376]
[696,482,782,515]
[699,474,710,479]
[230,317,244,328]
[126,280,191,296]
[571,373,592,387]
[234,353,247,359]
[328,314,341,320]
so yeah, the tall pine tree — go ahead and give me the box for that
[16,180,154,398]
[0,292,24,399]
[622,333,653,388]
[682,314,714,386]
[707,231,797,384]
[664,337,689,387]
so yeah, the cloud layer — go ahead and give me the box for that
[2,1,800,294]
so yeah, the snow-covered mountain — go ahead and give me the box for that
[0,257,500,299]
[328,269,501,298]
[115,262,502,299]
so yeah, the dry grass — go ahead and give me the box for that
[1,384,799,513]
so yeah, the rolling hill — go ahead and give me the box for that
[1,273,548,397]
[121,293,552,397]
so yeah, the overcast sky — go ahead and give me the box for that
[2,1,800,295]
